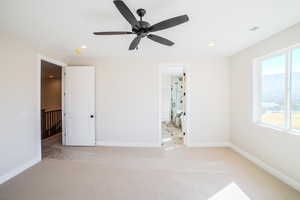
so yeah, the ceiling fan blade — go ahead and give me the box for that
[129,36,142,50]
[149,15,189,32]
[93,31,133,35]
[113,0,139,28]
[147,34,174,46]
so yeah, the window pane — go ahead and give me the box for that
[291,48,300,131]
[260,54,286,127]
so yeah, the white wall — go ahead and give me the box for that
[0,35,40,182]
[68,56,230,147]
[230,23,300,183]
[0,34,64,183]
[95,58,159,146]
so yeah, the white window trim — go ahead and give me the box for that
[253,44,300,135]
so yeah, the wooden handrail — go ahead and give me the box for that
[41,109,62,139]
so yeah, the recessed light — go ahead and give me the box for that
[81,45,87,49]
[250,26,260,31]
[208,41,215,47]
[74,49,82,54]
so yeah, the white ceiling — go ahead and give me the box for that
[1,0,300,59]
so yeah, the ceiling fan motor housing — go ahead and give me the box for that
[132,21,150,34]
[132,8,150,37]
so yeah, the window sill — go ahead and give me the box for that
[255,122,300,136]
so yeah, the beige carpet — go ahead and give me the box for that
[0,145,300,200]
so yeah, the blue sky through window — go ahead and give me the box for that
[261,48,300,75]
[262,54,285,75]
[292,48,300,72]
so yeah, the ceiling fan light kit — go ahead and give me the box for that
[93,0,189,50]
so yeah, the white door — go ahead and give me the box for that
[65,66,96,146]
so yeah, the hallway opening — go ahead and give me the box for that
[40,60,63,158]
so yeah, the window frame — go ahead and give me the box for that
[253,44,300,135]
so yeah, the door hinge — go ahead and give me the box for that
[184,112,186,116]
[184,92,186,96]
[183,73,186,76]
[183,132,186,136]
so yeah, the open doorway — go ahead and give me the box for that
[40,60,63,158]
[160,65,187,150]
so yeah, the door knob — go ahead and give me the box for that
[90,115,94,118]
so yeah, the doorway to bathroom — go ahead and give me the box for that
[159,65,188,150]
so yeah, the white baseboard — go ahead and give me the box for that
[96,141,230,148]
[96,141,161,148]
[187,142,230,147]
[229,143,300,192]
[0,156,41,184]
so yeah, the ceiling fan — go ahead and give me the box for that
[93,0,189,50]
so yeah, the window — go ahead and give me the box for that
[291,48,300,131]
[254,46,300,133]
